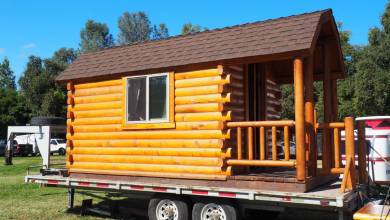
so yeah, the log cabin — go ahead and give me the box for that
[56,9,368,192]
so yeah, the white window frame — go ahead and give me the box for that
[125,72,170,124]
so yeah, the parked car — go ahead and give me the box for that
[50,139,66,155]
[12,140,33,156]
[14,134,38,156]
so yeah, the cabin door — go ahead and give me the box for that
[246,64,266,159]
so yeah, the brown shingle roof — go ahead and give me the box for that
[56,9,332,82]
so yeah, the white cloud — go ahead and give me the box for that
[23,43,36,49]
[0,48,4,54]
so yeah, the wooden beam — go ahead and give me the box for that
[322,45,332,172]
[294,58,306,182]
[331,79,338,121]
[304,56,316,177]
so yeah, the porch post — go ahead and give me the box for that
[322,45,332,172]
[304,56,316,176]
[294,58,306,182]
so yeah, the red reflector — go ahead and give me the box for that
[131,185,144,190]
[47,180,58,185]
[152,187,167,192]
[320,200,329,206]
[78,182,90,186]
[192,190,208,195]
[218,192,236,198]
[96,183,109,188]
[282,197,291,202]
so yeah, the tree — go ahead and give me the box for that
[0,58,16,89]
[18,48,77,117]
[348,2,390,116]
[0,61,30,138]
[152,23,169,40]
[118,12,151,45]
[80,20,114,52]
[181,23,202,35]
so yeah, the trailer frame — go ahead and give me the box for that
[25,173,362,220]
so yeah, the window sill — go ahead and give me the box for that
[122,122,176,130]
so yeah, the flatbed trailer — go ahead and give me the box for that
[25,173,362,220]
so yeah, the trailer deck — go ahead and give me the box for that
[25,173,360,215]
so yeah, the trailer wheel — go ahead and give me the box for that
[148,196,189,220]
[192,202,238,220]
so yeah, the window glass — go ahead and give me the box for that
[57,139,66,144]
[127,77,146,121]
[149,75,167,120]
[50,140,57,145]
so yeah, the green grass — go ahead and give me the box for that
[0,156,107,220]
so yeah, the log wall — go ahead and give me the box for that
[66,67,233,180]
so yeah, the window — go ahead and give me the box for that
[123,72,174,129]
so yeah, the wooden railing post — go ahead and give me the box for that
[294,58,306,182]
[334,128,341,168]
[237,127,242,160]
[344,117,356,189]
[260,127,265,160]
[272,126,277,160]
[357,121,368,184]
[247,127,253,160]
[284,126,290,161]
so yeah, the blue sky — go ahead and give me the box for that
[0,0,388,80]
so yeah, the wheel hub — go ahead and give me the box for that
[201,203,226,220]
[156,199,178,220]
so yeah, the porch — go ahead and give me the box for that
[223,49,368,193]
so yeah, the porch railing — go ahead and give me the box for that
[316,117,367,192]
[226,120,295,168]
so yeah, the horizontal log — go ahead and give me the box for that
[72,124,123,133]
[71,85,122,97]
[175,93,230,105]
[330,167,345,174]
[69,101,122,111]
[69,147,227,157]
[175,111,231,122]
[67,130,230,140]
[71,109,122,119]
[69,161,223,174]
[227,159,295,167]
[175,85,223,97]
[72,154,222,166]
[316,122,345,129]
[71,93,122,104]
[69,168,227,180]
[176,121,223,130]
[74,79,122,90]
[175,103,223,113]
[175,75,230,88]
[72,139,223,148]
[67,117,122,125]
[175,68,221,80]
[227,120,295,128]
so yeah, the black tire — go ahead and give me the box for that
[192,201,238,220]
[30,117,66,126]
[58,148,66,155]
[148,196,189,220]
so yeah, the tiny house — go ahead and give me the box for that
[56,9,367,194]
